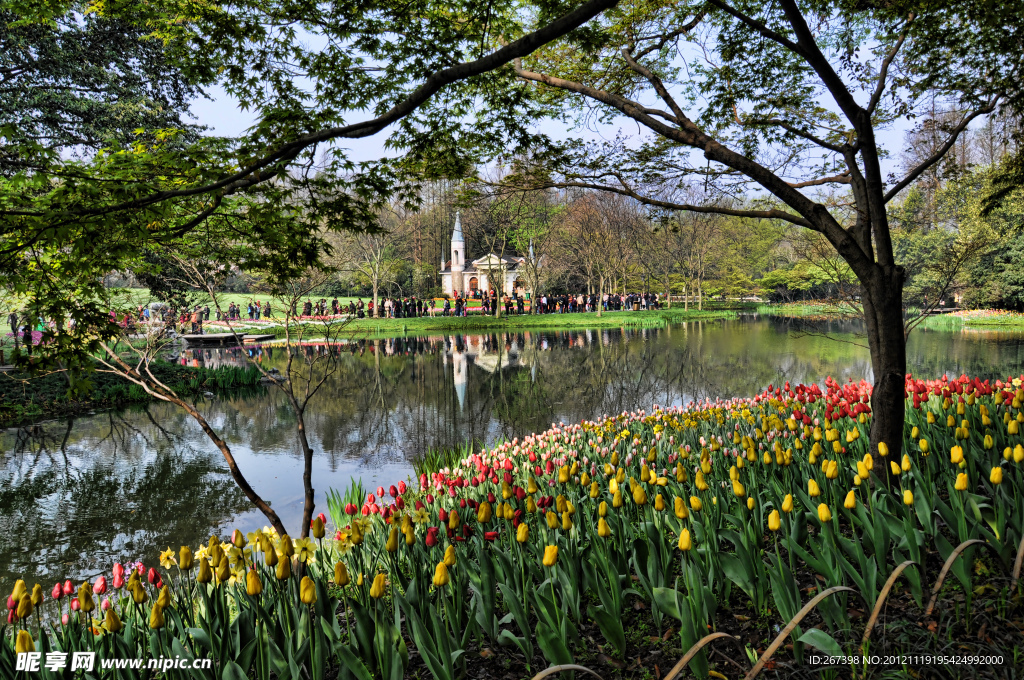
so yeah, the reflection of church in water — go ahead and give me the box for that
[443,334,534,410]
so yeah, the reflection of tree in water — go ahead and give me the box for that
[0,412,251,594]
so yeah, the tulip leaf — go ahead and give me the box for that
[586,604,626,657]
[652,587,682,621]
[335,644,375,680]
[796,628,845,658]
[222,661,249,680]
[188,627,214,655]
[535,620,573,667]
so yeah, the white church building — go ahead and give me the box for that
[439,212,533,297]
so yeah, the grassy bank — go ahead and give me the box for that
[0,363,263,425]
[755,300,861,319]
[917,309,1024,330]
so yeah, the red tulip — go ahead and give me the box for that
[425,530,438,548]
[504,471,513,485]
[514,486,526,501]
[93,576,107,595]
[5,595,14,610]
[360,505,370,516]
[317,512,327,525]
[419,473,428,489]
[398,481,407,495]
[545,461,554,474]
[438,508,448,522]
[71,598,80,612]
[415,500,424,511]
[63,580,74,596]
[487,492,496,503]
[376,486,385,498]
[112,563,125,580]
[147,567,158,585]
[484,531,499,541]
[155,578,163,589]
[6,610,15,624]
[367,493,376,504]
[113,574,124,590]
[389,485,398,498]
[345,503,357,515]
[426,494,434,504]
[459,499,466,509]
[52,583,62,600]
[61,613,69,625]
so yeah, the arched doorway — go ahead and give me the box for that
[469,277,479,292]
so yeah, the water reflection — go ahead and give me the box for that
[3,318,1024,591]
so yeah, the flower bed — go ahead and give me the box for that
[4,375,1023,678]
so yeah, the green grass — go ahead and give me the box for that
[289,308,734,338]
[917,309,1024,330]
[756,301,861,318]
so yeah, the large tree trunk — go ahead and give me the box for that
[596,274,604,318]
[372,281,380,318]
[863,266,908,469]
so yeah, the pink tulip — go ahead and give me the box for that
[5,595,14,610]
[61,614,69,625]
[6,610,15,624]
[51,584,62,600]
[317,512,327,525]
[101,598,111,611]
[376,486,385,498]
[112,563,125,580]
[70,598,80,612]
[63,580,74,596]
[113,574,124,590]
[93,576,107,595]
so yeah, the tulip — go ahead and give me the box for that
[678,528,692,551]
[29,583,42,607]
[598,518,612,538]
[331,562,350,589]
[612,490,623,508]
[674,496,688,519]
[767,510,781,532]
[1015,445,1024,463]
[484,531,499,541]
[179,546,194,570]
[990,466,1003,485]
[216,558,230,583]
[689,496,702,512]
[279,535,294,558]
[276,555,291,580]
[147,567,158,585]
[16,594,32,619]
[919,439,929,454]
[104,608,123,633]
[299,576,317,604]
[15,630,33,654]
[598,501,608,517]
[71,597,80,611]
[546,511,558,529]
[542,545,559,567]
[63,580,74,596]
[951,446,964,464]
[231,529,246,549]
[433,562,450,587]
[817,503,832,523]
[245,569,263,596]
[52,583,62,601]
[156,585,170,608]
[561,511,573,531]
[732,480,745,498]
[10,580,26,603]
[311,517,326,539]
[632,484,648,506]
[265,545,278,566]
[129,583,147,604]
[877,442,889,457]
[808,479,820,497]
[385,527,399,553]
[890,461,901,476]
[443,545,456,567]
[369,573,386,599]
[955,473,969,491]
[93,576,107,596]
[477,501,492,523]
[149,602,165,629]
[516,523,529,543]
[844,490,856,509]
[78,584,95,613]
[654,494,666,511]
[903,489,914,505]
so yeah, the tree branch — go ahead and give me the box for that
[867,14,915,115]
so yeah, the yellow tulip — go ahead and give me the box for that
[695,471,709,491]
[768,510,781,531]
[558,466,569,483]
[129,582,147,604]
[149,603,166,629]
[674,496,688,519]
[246,569,263,596]
[542,545,559,567]
[598,501,608,517]
[1016,445,1024,463]
[561,511,573,531]
[433,562,450,587]
[984,434,994,450]
[444,545,456,567]
[612,490,623,508]
[677,528,692,551]
[546,511,558,529]
[919,438,929,454]
[990,466,1003,485]
[808,479,820,497]
[335,562,350,587]
[104,608,124,633]
[78,584,95,613]
[386,527,399,553]
[654,494,666,511]
[901,454,911,472]
[264,545,278,567]
[877,442,889,457]
[817,503,832,523]
[232,529,247,549]
[903,489,914,505]
[598,518,612,538]
[844,490,856,509]
[157,585,170,608]
[955,473,968,491]
[951,446,964,464]
[528,477,539,494]
[890,461,901,476]
[856,461,868,479]
[180,546,194,570]
[689,496,702,512]
[311,517,326,539]
[276,555,291,580]
[369,573,386,599]
[216,558,230,583]
[16,594,31,619]
[1010,420,1020,435]
[863,453,874,471]
[31,583,42,607]
[732,479,746,498]
[516,523,529,543]
[10,580,25,603]
[299,576,317,604]
[632,484,648,506]
[825,460,838,479]
[449,509,460,530]
[589,481,600,499]
[477,501,492,523]
[782,494,793,513]
[746,497,755,510]
[608,478,618,495]
[15,630,34,654]
[279,535,294,558]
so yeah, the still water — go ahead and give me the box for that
[3,316,1024,591]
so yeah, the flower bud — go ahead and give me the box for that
[299,576,317,604]
[542,545,559,567]
[246,569,263,596]
[369,573,386,599]
[677,528,692,551]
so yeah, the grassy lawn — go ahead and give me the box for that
[917,309,1024,330]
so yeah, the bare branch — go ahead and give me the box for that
[867,14,915,115]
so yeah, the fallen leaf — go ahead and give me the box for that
[662,627,675,641]
[926,621,938,633]
[598,654,626,670]
[479,649,494,659]
[733,614,751,622]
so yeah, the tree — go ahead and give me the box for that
[332,211,409,318]
[500,0,1024,461]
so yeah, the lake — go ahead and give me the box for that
[3,315,1024,591]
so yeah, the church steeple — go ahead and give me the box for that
[450,211,465,295]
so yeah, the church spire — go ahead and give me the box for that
[451,211,464,244]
